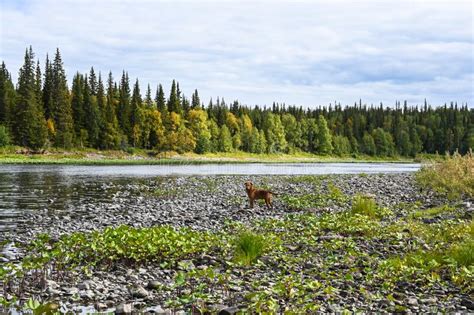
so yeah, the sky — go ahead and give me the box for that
[0,0,473,108]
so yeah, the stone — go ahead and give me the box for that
[218,306,240,315]
[147,280,162,290]
[130,285,149,298]
[78,281,91,290]
[407,298,418,306]
[95,302,108,310]
[115,303,133,314]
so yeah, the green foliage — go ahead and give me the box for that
[416,151,474,199]
[2,46,473,156]
[0,125,10,147]
[351,194,383,218]
[410,204,455,219]
[316,115,333,154]
[234,231,268,265]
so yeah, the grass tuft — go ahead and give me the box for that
[234,231,268,266]
[351,194,378,218]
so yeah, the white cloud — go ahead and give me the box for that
[0,0,472,107]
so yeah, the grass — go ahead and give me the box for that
[351,194,379,218]
[416,151,474,199]
[233,231,269,266]
[0,146,419,165]
[410,204,455,219]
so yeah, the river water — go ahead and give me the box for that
[0,163,419,232]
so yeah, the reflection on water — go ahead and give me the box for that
[0,163,419,232]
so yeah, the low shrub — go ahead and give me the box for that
[416,151,474,199]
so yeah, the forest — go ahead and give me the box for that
[0,47,472,157]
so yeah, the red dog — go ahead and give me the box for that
[244,181,275,209]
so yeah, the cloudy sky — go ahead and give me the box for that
[1,0,472,108]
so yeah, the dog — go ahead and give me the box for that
[244,181,275,209]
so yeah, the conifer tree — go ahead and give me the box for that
[155,84,166,113]
[14,47,47,149]
[118,71,131,141]
[0,62,16,127]
[191,89,200,109]
[83,76,101,147]
[71,72,85,140]
[42,54,54,120]
[145,84,153,108]
[100,71,120,149]
[130,79,144,146]
[51,48,74,148]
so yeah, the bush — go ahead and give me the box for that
[416,151,474,199]
[234,231,267,266]
[0,125,10,147]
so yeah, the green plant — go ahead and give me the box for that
[410,204,455,219]
[416,151,474,199]
[0,125,10,147]
[234,231,268,266]
[351,195,378,218]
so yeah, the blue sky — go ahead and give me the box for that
[1,0,472,108]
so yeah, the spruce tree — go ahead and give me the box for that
[100,71,120,149]
[42,54,54,120]
[118,71,131,141]
[130,79,144,146]
[167,80,178,113]
[71,72,85,140]
[191,89,200,109]
[83,76,101,147]
[155,84,166,113]
[0,62,16,127]
[145,84,153,108]
[51,48,74,148]
[14,47,47,150]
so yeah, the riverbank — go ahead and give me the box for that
[0,147,424,165]
[1,174,472,313]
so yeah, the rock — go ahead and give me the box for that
[130,285,149,298]
[63,287,79,295]
[218,306,240,315]
[146,305,170,314]
[461,298,474,310]
[147,280,162,290]
[95,302,108,310]
[78,281,91,290]
[115,303,133,314]
[46,279,59,289]
[407,298,418,306]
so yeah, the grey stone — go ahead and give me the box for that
[218,306,240,315]
[115,303,133,314]
[130,285,149,298]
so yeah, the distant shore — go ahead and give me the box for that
[0,147,433,165]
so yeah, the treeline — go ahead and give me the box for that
[0,47,473,156]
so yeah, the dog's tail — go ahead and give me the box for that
[269,191,279,196]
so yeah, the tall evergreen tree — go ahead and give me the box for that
[42,54,54,120]
[155,84,166,113]
[71,72,85,140]
[13,47,47,149]
[0,62,16,127]
[118,71,131,141]
[51,48,74,148]
[83,75,101,147]
[130,79,143,146]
